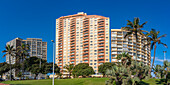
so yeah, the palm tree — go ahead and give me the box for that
[163,60,170,83]
[17,43,29,79]
[117,52,131,67]
[64,64,74,78]
[144,29,167,75]
[122,18,147,64]
[2,45,16,81]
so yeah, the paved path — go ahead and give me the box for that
[0,83,10,85]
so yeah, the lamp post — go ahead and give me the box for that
[39,53,42,79]
[40,54,42,68]
[163,51,167,61]
[51,40,55,85]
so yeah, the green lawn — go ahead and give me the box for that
[142,78,168,85]
[1,78,109,85]
[1,78,167,85]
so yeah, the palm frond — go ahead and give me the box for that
[140,21,147,28]
[127,20,133,27]
[2,54,7,58]
[124,32,133,38]
[121,27,132,31]
[158,34,167,40]
[2,50,7,53]
[134,17,140,25]
[159,42,168,48]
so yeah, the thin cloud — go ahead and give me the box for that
[151,57,170,62]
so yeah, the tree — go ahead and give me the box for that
[24,57,60,79]
[41,62,60,76]
[153,65,164,79]
[117,52,131,67]
[106,65,130,85]
[130,61,150,80]
[0,62,10,78]
[153,61,170,79]
[98,62,115,77]
[16,72,22,80]
[24,57,44,79]
[122,18,147,66]
[17,43,29,79]
[144,29,167,75]
[163,60,170,83]
[2,45,16,81]
[72,63,95,78]
[106,52,150,85]
[63,64,74,78]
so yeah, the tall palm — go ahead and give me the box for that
[122,18,147,64]
[2,45,16,81]
[64,64,74,78]
[144,29,167,75]
[17,43,29,79]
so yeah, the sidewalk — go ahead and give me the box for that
[0,83,10,85]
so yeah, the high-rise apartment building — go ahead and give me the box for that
[6,38,47,64]
[6,38,23,64]
[6,38,47,79]
[22,38,47,60]
[111,29,151,65]
[55,12,110,74]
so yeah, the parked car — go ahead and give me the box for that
[0,78,4,82]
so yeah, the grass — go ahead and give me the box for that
[1,78,109,85]
[1,78,168,85]
[142,78,168,85]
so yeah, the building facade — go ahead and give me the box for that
[111,29,151,65]
[22,38,47,60]
[6,38,23,64]
[6,37,47,79]
[55,12,110,74]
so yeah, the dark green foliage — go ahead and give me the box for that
[72,63,95,77]
[106,52,150,85]
[98,62,116,77]
[152,60,170,84]
[0,62,10,78]
[16,72,22,79]
[63,64,74,78]
[24,57,60,79]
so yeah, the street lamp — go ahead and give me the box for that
[163,51,167,61]
[39,53,42,79]
[40,53,42,68]
[51,40,55,85]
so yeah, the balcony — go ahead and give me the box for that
[112,52,117,54]
[98,47,104,49]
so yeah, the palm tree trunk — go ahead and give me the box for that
[9,54,12,81]
[135,36,138,76]
[135,39,138,63]
[149,45,156,75]
[69,72,71,78]
[22,56,24,79]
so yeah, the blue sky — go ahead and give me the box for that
[0,0,169,66]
